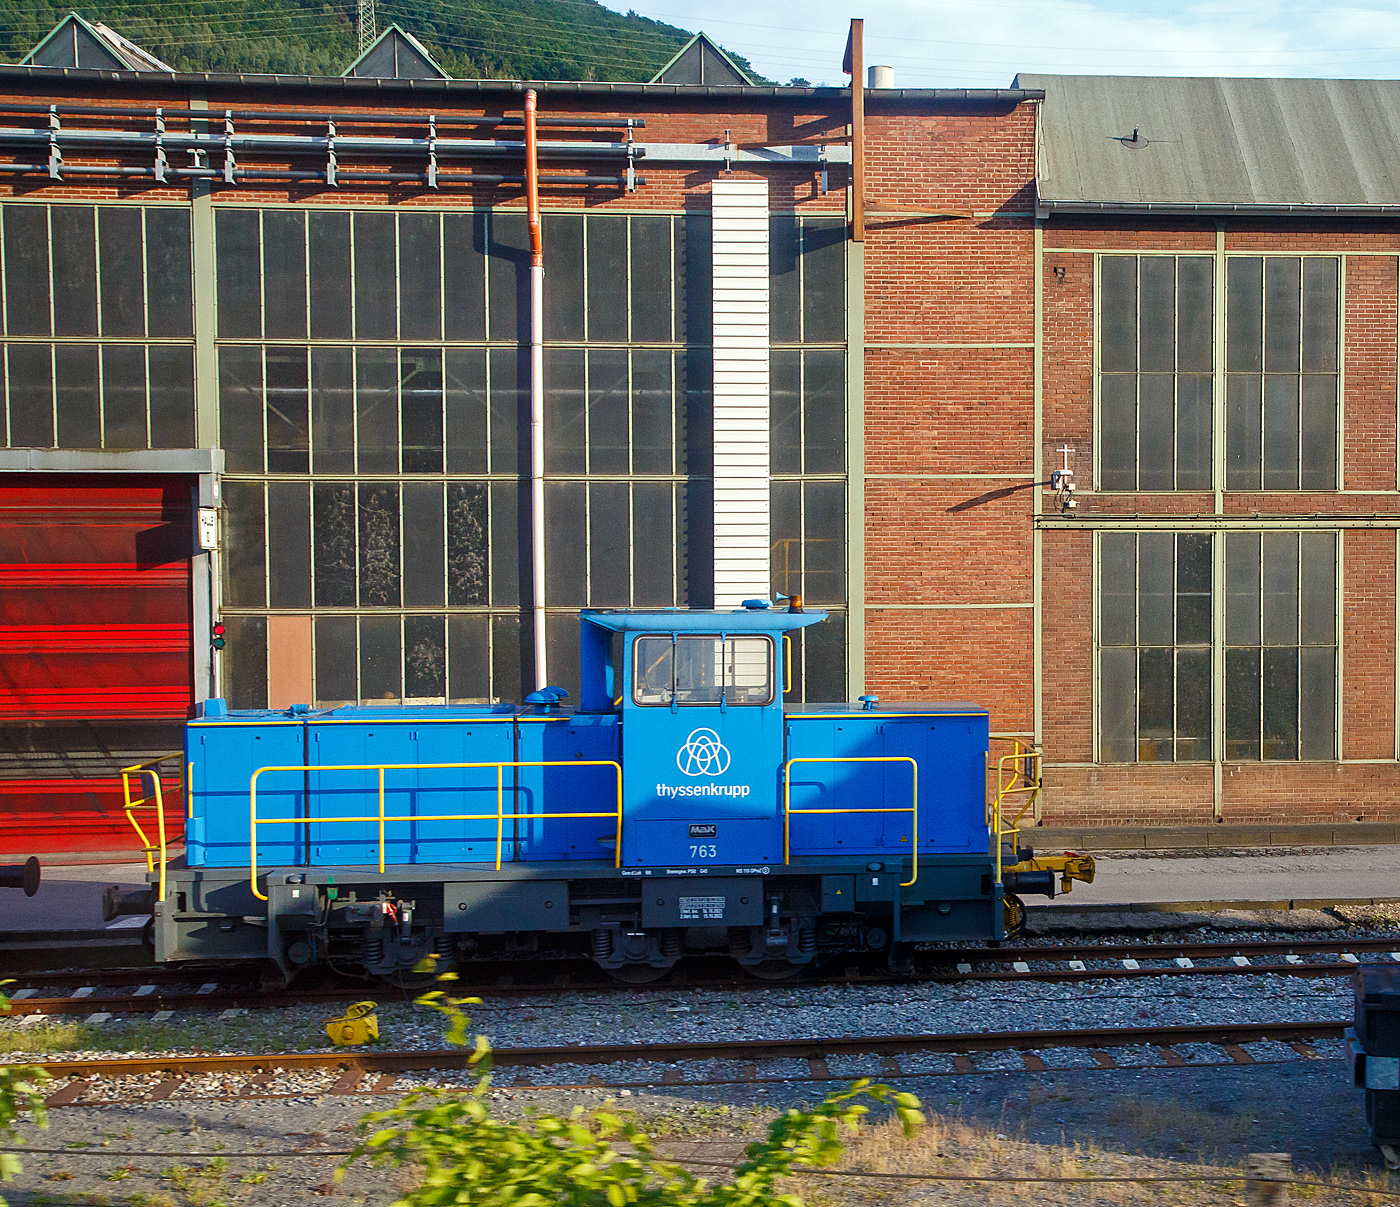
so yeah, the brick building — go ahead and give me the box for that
[0,19,1397,856]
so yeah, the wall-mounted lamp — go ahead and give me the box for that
[1050,444,1077,514]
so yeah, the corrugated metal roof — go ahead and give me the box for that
[1017,74,1400,214]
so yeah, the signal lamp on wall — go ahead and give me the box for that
[211,622,226,650]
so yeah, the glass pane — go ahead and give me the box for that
[3,206,49,337]
[448,614,490,702]
[676,213,711,346]
[7,343,53,446]
[804,610,846,703]
[1099,532,1136,646]
[1264,257,1301,373]
[770,479,802,599]
[545,347,586,474]
[309,211,352,339]
[1176,374,1212,490]
[679,477,712,607]
[803,219,845,343]
[1137,531,1174,646]
[492,614,526,703]
[1176,533,1211,645]
[397,212,441,341]
[217,345,263,473]
[311,347,354,474]
[543,213,583,341]
[1099,256,1137,374]
[215,208,260,339]
[677,346,712,477]
[1302,257,1339,373]
[51,206,97,337]
[545,481,587,608]
[359,615,401,701]
[674,636,723,705]
[222,481,266,608]
[1262,646,1299,759]
[1176,256,1213,374]
[225,616,267,710]
[804,349,844,473]
[1225,646,1261,760]
[447,483,489,606]
[266,481,311,608]
[1299,531,1336,646]
[488,210,527,343]
[589,481,629,607]
[445,348,488,475]
[314,615,357,705]
[265,347,309,474]
[404,615,446,700]
[1300,374,1337,490]
[1138,256,1175,373]
[400,348,444,474]
[1226,257,1262,373]
[1298,646,1335,760]
[804,480,846,604]
[312,482,356,607]
[1225,374,1261,490]
[489,346,523,475]
[54,343,99,448]
[145,208,192,338]
[97,207,143,338]
[631,348,672,475]
[633,635,673,704]
[443,212,486,341]
[588,348,629,475]
[357,483,401,606]
[489,481,520,607]
[725,637,773,704]
[1138,646,1174,762]
[355,347,398,474]
[261,210,306,340]
[770,348,801,474]
[102,344,147,449]
[1262,531,1299,645]
[353,212,396,340]
[769,214,800,343]
[1098,646,1136,762]
[1263,374,1299,491]
[633,480,673,607]
[401,482,445,607]
[586,214,626,342]
[630,215,672,343]
[1176,648,1211,761]
[1225,532,1261,646]
[1099,375,1136,490]
[148,345,194,448]
[1137,374,1174,490]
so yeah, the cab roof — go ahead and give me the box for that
[581,607,828,634]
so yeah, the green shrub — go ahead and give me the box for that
[341,980,923,1207]
[0,986,51,1205]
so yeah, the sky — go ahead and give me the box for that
[600,0,1400,88]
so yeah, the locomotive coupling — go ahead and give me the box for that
[1003,852,1096,898]
[325,1001,379,1047]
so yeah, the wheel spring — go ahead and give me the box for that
[661,930,683,959]
[364,934,385,965]
[591,928,614,958]
[797,929,816,954]
[433,935,453,958]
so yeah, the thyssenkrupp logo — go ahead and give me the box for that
[677,727,731,776]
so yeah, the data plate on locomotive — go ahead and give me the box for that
[641,877,764,928]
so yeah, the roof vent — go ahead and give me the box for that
[869,65,893,89]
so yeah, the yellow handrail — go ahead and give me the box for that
[121,753,181,904]
[782,634,792,694]
[247,760,624,901]
[985,738,1042,887]
[782,755,919,888]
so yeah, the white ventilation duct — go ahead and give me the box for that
[869,65,893,89]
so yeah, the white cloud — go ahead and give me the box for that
[604,0,1400,87]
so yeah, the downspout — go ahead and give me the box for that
[526,88,547,691]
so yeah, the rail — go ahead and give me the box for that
[120,754,181,903]
[247,760,623,901]
[987,738,1041,887]
[782,756,918,887]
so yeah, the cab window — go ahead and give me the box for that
[632,636,774,706]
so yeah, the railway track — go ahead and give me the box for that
[5,935,1396,1018]
[25,1019,1348,1108]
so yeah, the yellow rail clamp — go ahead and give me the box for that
[326,1001,379,1047]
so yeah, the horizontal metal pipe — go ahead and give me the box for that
[0,102,643,129]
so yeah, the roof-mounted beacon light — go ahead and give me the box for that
[1050,444,1077,514]
[775,592,805,614]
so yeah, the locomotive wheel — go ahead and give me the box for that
[741,960,802,981]
[377,968,443,990]
[605,964,673,984]
[1003,893,1026,938]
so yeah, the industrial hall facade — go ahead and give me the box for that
[2,14,1400,857]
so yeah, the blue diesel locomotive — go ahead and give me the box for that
[126,603,1093,983]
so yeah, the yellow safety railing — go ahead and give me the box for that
[782,756,919,887]
[986,738,1042,887]
[248,760,623,901]
[782,635,792,694]
[121,753,181,903]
